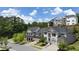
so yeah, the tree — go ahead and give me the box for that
[0,16,27,38]
[32,22,38,27]
[27,22,48,28]
[0,37,9,51]
[0,16,27,50]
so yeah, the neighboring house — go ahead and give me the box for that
[26,27,40,41]
[48,17,65,27]
[48,15,78,27]
[42,27,76,45]
[65,15,78,25]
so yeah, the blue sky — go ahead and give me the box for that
[0,7,79,23]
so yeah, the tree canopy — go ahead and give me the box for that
[27,21,48,28]
[0,16,27,38]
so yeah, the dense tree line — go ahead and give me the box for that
[27,22,48,28]
[0,16,27,38]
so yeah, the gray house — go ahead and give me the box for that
[42,27,76,45]
[26,27,76,45]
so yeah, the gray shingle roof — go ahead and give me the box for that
[49,17,63,22]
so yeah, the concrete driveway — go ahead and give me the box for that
[41,44,58,51]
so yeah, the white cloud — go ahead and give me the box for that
[64,9,76,15]
[0,8,36,24]
[29,10,37,16]
[51,7,63,15]
[44,18,50,22]
[0,7,76,24]
[18,15,35,24]
[37,18,43,22]
[1,8,20,17]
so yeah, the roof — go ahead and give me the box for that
[27,27,40,33]
[65,15,76,18]
[49,17,64,22]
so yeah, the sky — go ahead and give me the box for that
[0,7,79,24]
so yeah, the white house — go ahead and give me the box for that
[48,15,78,27]
[42,27,76,45]
[65,15,78,25]
[43,28,58,45]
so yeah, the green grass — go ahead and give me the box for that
[68,41,79,51]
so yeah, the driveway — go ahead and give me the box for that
[8,43,39,51]
[41,43,58,51]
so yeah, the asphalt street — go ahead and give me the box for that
[8,43,39,51]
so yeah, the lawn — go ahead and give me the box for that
[68,41,79,51]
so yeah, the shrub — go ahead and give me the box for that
[58,42,67,51]
[0,37,9,51]
[39,35,47,43]
[58,39,68,51]
[13,32,25,44]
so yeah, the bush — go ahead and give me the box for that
[58,42,67,51]
[13,32,26,44]
[37,35,47,46]
[0,37,8,47]
[0,37,9,51]
[58,38,68,51]
[39,35,47,43]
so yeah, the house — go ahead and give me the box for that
[26,26,76,45]
[48,17,65,27]
[48,15,78,27]
[26,27,41,41]
[65,15,78,25]
[42,27,76,45]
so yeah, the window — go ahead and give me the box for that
[48,33,51,37]
[58,35,61,37]
[61,33,64,35]
[48,38,50,41]
[52,33,56,36]
[72,20,74,22]
[44,32,47,34]
[67,20,70,22]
